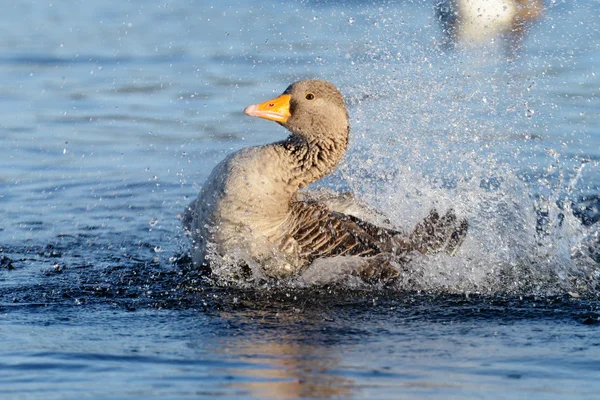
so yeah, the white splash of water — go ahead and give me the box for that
[330,35,600,295]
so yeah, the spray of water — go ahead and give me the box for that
[198,1,599,295]
[327,18,600,296]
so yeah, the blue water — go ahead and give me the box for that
[1,0,600,398]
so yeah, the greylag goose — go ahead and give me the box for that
[184,80,468,283]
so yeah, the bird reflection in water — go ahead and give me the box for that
[207,296,357,398]
[436,0,544,50]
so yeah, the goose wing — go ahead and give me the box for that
[296,188,396,230]
[288,201,468,263]
[288,201,411,262]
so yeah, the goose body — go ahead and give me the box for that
[184,80,468,283]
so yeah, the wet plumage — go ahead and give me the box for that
[184,80,468,283]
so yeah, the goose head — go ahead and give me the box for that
[244,80,349,143]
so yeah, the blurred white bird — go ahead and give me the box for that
[436,0,543,47]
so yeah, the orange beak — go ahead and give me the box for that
[244,94,291,123]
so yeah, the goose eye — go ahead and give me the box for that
[305,93,315,100]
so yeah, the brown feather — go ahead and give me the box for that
[288,201,411,264]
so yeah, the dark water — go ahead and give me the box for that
[1,0,600,398]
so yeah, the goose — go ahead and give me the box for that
[184,80,468,284]
[436,0,543,46]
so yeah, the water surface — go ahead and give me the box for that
[1,0,600,398]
